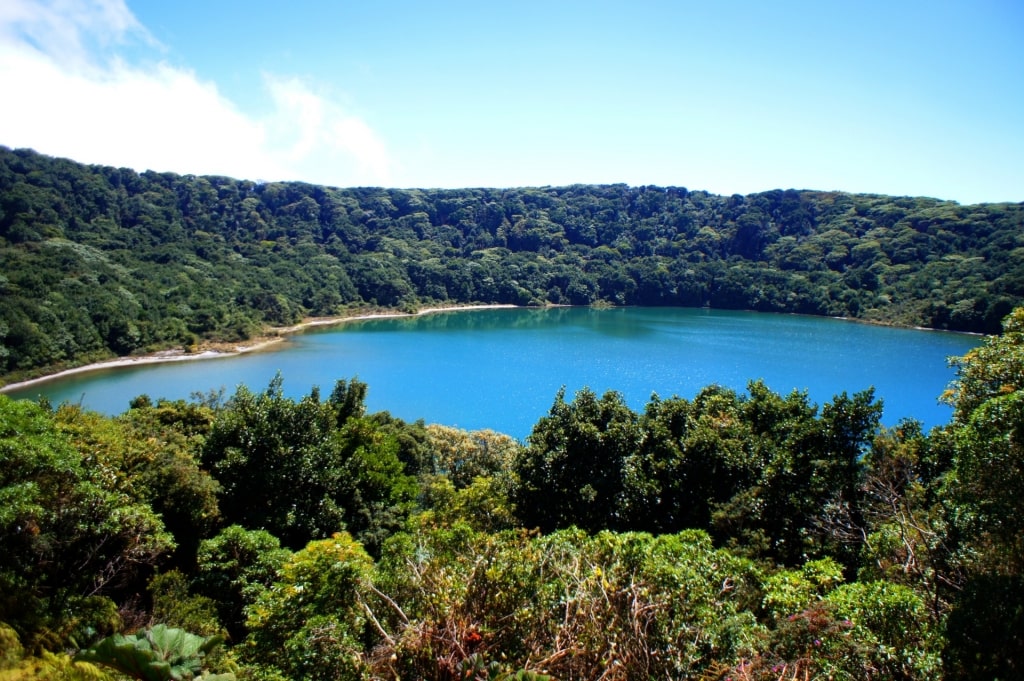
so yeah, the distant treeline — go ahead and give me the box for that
[2,146,1022,379]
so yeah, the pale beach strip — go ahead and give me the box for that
[0,304,519,393]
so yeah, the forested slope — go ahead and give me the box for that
[2,146,1022,380]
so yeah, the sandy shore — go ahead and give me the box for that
[0,304,519,393]
[270,303,517,334]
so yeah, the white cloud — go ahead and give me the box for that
[0,0,149,70]
[264,75,394,185]
[0,0,394,186]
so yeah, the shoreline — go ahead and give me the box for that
[1,303,979,395]
[0,304,519,394]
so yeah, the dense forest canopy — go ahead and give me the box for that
[3,143,1024,678]
[1,146,1022,382]
[1,309,1023,679]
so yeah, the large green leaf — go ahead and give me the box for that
[74,625,231,681]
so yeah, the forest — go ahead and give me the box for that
[2,307,1023,680]
[2,146,1024,679]
[2,146,1023,383]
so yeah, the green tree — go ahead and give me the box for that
[625,385,760,536]
[200,376,347,548]
[0,395,173,649]
[422,424,520,489]
[202,376,415,551]
[243,533,372,681]
[417,475,518,533]
[54,402,220,567]
[942,307,1024,571]
[148,571,223,638]
[512,387,641,532]
[335,416,418,553]
[938,307,1024,678]
[328,376,368,425]
[851,421,956,617]
[2,146,1024,381]
[193,526,291,641]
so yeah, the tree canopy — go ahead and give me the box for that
[3,143,1024,677]
[2,146,1022,381]
[2,305,1022,678]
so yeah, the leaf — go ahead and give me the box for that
[75,626,230,681]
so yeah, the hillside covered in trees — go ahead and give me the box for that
[2,146,1023,382]
[2,308,1023,680]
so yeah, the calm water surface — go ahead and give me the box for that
[7,308,981,440]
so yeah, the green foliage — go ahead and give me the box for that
[849,420,961,622]
[762,558,845,620]
[0,623,23,670]
[944,307,1024,423]
[201,375,416,551]
[824,580,940,677]
[372,525,762,680]
[54,402,220,565]
[5,305,1024,677]
[935,307,1024,676]
[242,533,372,681]
[193,526,290,641]
[148,572,223,638]
[513,387,641,532]
[411,411,520,532]
[0,650,112,681]
[418,475,517,533]
[328,377,368,425]
[941,308,1024,572]
[0,395,173,650]
[513,380,881,566]
[201,376,345,546]
[336,415,419,554]
[943,574,1024,680]
[422,424,520,490]
[74,625,231,681]
[3,147,1023,381]
[738,564,940,679]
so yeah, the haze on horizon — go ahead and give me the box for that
[1,0,1022,205]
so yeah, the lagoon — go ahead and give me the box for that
[5,307,981,440]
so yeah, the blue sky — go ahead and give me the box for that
[1,0,1021,204]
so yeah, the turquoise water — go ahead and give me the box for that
[5,308,981,440]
